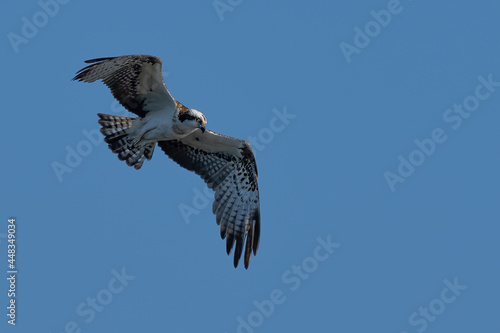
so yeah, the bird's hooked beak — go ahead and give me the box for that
[199,124,206,133]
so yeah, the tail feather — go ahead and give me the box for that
[97,113,156,170]
[97,113,135,143]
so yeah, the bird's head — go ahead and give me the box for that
[177,108,207,134]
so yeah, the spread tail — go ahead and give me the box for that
[97,113,155,170]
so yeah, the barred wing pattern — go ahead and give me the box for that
[72,55,175,117]
[158,130,260,269]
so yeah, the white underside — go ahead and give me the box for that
[126,109,195,145]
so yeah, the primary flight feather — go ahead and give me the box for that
[73,55,260,269]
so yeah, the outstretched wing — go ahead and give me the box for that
[73,55,175,117]
[158,130,260,269]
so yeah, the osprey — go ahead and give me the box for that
[73,55,260,269]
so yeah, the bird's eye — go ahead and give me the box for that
[196,118,201,124]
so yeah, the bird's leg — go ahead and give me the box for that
[128,129,153,147]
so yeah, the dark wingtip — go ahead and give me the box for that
[72,69,89,82]
[72,57,116,81]
[233,237,243,268]
[244,219,256,269]
[84,56,116,64]
[71,73,82,81]
[252,209,261,255]
[226,233,234,255]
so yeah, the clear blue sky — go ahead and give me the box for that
[1,0,499,332]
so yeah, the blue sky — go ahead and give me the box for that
[1,0,500,332]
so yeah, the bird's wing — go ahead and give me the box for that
[73,55,175,117]
[158,130,260,269]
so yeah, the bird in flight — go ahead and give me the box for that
[73,55,260,268]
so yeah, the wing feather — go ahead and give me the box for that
[73,55,176,117]
[158,130,260,269]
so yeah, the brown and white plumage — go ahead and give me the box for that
[159,130,260,268]
[73,55,260,268]
[73,55,175,117]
